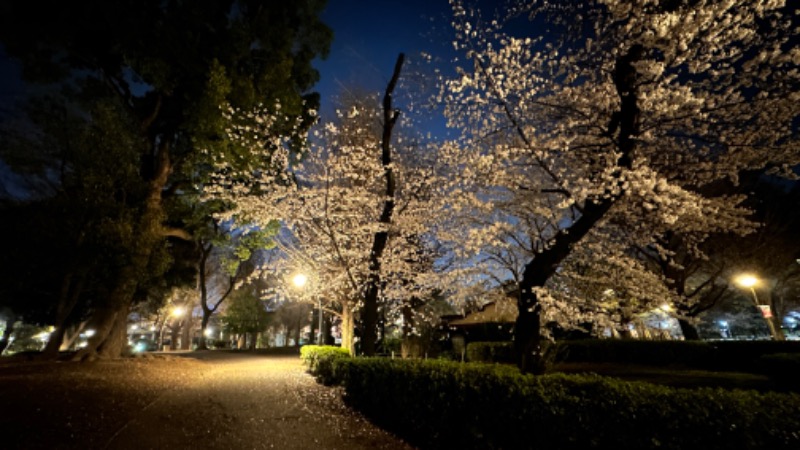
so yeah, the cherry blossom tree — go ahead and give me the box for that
[440,0,799,372]
[210,55,445,355]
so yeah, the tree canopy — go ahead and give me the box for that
[0,0,332,359]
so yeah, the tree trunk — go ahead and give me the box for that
[341,301,356,355]
[0,313,18,355]
[514,46,642,373]
[361,53,404,356]
[293,325,301,347]
[677,318,700,340]
[197,313,211,350]
[60,321,88,351]
[766,315,785,341]
[180,315,193,350]
[98,311,132,357]
[42,272,86,359]
[72,141,172,361]
[170,325,180,350]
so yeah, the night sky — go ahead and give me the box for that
[0,0,456,120]
[315,0,454,117]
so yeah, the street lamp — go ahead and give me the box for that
[292,273,308,289]
[734,273,779,339]
[159,306,187,351]
[292,272,322,345]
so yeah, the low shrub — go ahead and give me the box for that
[324,357,800,450]
[299,345,351,385]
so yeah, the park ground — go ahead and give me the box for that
[0,350,414,450]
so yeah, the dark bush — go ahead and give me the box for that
[324,357,800,450]
[757,353,800,388]
[558,339,715,367]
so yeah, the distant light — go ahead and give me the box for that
[660,304,672,312]
[84,329,96,338]
[172,306,185,317]
[719,320,728,327]
[204,328,214,337]
[133,342,147,353]
[131,324,139,331]
[734,274,758,288]
[292,273,308,288]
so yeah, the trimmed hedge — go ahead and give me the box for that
[299,345,351,385]
[316,357,800,450]
[464,339,800,372]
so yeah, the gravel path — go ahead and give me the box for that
[0,351,414,450]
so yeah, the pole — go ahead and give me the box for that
[751,287,779,340]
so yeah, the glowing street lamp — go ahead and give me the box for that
[172,306,186,318]
[734,273,779,340]
[292,273,308,289]
[159,305,187,351]
[292,272,322,345]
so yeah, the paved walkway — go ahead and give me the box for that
[0,352,413,450]
[105,353,413,450]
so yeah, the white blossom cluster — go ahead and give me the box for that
[438,0,799,329]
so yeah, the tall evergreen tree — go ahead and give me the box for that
[0,0,331,360]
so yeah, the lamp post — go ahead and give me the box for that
[293,273,323,345]
[734,274,780,340]
[159,306,186,351]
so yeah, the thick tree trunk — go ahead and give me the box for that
[340,302,356,355]
[98,311,132,357]
[677,318,700,340]
[72,142,172,361]
[361,54,404,356]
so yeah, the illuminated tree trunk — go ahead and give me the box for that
[0,312,18,355]
[340,300,356,355]
[42,272,86,359]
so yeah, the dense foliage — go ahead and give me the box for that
[0,0,332,358]
[303,352,800,450]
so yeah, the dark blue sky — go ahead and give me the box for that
[0,1,456,119]
[314,0,454,117]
